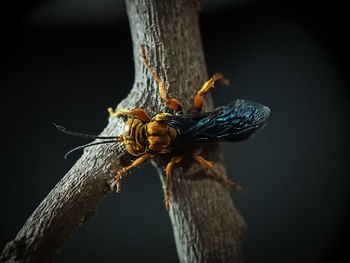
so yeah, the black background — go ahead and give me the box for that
[1,0,349,262]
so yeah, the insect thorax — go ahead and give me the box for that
[146,114,179,154]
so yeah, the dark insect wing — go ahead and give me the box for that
[163,99,270,147]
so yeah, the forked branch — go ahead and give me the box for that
[1,1,245,262]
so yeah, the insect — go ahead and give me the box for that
[56,45,270,211]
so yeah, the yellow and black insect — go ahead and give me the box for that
[56,45,270,210]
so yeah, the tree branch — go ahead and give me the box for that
[1,0,245,262]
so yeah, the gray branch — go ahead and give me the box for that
[1,0,245,262]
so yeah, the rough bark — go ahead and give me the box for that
[1,0,245,262]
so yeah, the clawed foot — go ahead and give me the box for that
[226,179,243,192]
[108,107,121,118]
[114,170,125,193]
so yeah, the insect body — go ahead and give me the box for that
[107,46,270,210]
[57,46,270,211]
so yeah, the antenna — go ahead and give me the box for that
[63,140,117,159]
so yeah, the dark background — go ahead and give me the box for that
[1,0,349,262]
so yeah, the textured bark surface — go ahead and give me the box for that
[1,0,245,262]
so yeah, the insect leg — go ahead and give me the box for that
[193,152,242,191]
[164,155,183,211]
[108,108,151,122]
[115,153,154,192]
[141,45,182,112]
[193,73,229,111]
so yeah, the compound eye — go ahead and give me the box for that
[123,124,131,135]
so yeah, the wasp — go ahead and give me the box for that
[56,45,270,211]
